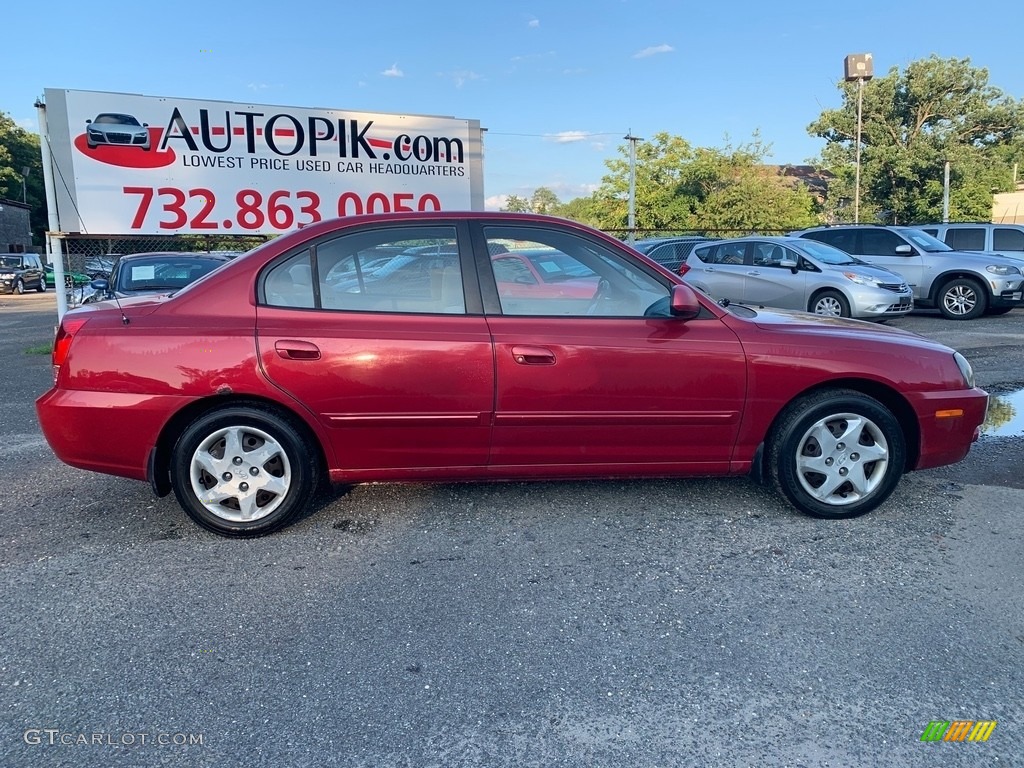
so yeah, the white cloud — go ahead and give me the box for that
[633,44,674,59]
[528,18,539,28]
[247,82,271,91]
[449,70,482,88]
[485,194,509,210]
[545,131,589,143]
[382,63,404,77]
[511,50,556,62]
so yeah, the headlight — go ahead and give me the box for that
[986,264,1022,276]
[842,271,880,287]
[953,352,975,388]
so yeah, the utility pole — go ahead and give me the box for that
[624,132,642,245]
[844,54,873,224]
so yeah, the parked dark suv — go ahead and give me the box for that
[0,253,47,295]
[792,225,1024,320]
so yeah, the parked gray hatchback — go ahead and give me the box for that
[680,236,913,320]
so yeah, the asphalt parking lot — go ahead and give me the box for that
[1,293,1021,767]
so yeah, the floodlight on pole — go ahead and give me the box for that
[624,132,643,245]
[844,54,873,224]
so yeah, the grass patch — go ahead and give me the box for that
[25,343,52,355]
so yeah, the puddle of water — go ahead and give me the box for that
[981,389,1024,437]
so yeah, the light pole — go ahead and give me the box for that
[624,132,642,245]
[21,166,30,204]
[844,54,873,223]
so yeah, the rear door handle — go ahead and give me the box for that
[511,345,556,365]
[275,340,321,360]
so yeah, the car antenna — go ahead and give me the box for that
[111,292,130,325]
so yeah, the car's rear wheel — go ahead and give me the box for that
[37,278,46,293]
[768,389,905,519]
[809,290,850,318]
[937,278,987,320]
[170,405,320,537]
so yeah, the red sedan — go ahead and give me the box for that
[36,212,988,537]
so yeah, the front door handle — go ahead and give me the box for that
[275,340,321,360]
[511,345,556,365]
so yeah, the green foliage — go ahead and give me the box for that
[809,56,1024,224]
[0,111,45,245]
[555,132,818,234]
[500,194,531,213]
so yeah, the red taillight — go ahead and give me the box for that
[677,263,691,277]
[52,316,89,381]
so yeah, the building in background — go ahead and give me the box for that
[0,198,34,253]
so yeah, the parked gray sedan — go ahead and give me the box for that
[682,236,913,320]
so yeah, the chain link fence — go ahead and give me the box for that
[48,233,271,307]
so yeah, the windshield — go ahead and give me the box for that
[900,228,954,252]
[796,239,862,265]
[0,256,24,269]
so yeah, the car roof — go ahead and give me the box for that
[117,251,231,261]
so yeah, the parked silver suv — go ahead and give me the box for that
[792,225,1024,319]
[916,222,1024,262]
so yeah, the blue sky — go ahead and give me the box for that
[4,0,1022,209]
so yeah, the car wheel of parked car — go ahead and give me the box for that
[809,290,849,318]
[14,279,25,295]
[170,404,320,537]
[768,389,905,519]
[937,278,987,320]
[37,279,46,293]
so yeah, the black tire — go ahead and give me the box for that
[937,278,987,320]
[985,306,1014,316]
[37,278,46,293]
[809,290,850,318]
[170,404,320,537]
[14,279,24,295]
[768,389,906,519]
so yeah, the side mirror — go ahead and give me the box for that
[895,244,913,255]
[90,278,109,294]
[780,258,799,273]
[669,283,701,320]
[85,119,91,125]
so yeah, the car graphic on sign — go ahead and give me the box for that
[85,113,151,150]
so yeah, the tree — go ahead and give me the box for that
[809,56,1024,224]
[530,187,560,214]
[500,194,531,213]
[565,133,819,234]
[0,112,45,245]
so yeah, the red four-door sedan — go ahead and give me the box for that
[36,212,988,537]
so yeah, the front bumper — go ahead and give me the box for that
[909,387,989,470]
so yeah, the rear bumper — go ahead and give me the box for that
[35,387,188,482]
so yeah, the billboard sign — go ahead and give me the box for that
[42,89,484,236]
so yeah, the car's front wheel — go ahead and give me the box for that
[937,278,987,320]
[170,405,320,537]
[14,279,24,295]
[809,290,850,318]
[768,389,905,519]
